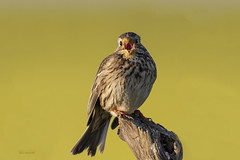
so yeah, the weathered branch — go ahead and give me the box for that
[117,114,183,160]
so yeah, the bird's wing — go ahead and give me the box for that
[86,76,101,126]
[87,54,114,125]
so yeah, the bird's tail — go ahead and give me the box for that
[71,104,111,156]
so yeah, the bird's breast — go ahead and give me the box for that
[99,55,156,114]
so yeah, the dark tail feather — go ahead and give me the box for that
[111,117,119,130]
[71,105,111,156]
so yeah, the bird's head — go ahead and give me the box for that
[117,32,141,58]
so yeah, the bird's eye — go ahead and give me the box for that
[120,41,123,46]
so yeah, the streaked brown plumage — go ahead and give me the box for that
[71,32,157,156]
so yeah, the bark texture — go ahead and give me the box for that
[117,114,183,160]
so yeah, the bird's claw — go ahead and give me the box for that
[112,109,133,119]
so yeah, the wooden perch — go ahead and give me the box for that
[117,114,183,160]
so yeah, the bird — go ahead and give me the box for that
[71,32,157,156]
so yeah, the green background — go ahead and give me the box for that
[0,0,240,159]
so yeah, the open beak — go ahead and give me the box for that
[123,38,136,54]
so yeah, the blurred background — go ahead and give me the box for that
[0,0,240,159]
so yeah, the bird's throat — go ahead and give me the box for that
[122,50,134,58]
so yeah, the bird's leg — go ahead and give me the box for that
[112,109,133,119]
[134,110,152,121]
